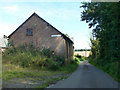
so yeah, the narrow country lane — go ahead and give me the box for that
[47,60,120,88]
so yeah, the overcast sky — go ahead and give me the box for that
[0,1,91,49]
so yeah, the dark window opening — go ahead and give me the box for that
[26,28,33,36]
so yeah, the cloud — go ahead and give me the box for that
[0,22,17,38]
[4,5,19,13]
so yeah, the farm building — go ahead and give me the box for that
[8,12,74,64]
[75,49,90,57]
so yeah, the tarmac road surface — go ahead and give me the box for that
[47,60,119,88]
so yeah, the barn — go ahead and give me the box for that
[8,12,74,64]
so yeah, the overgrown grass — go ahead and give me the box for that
[2,61,79,88]
[2,45,65,71]
[89,58,120,83]
[75,54,86,61]
[2,63,61,81]
[2,45,80,88]
[59,63,79,73]
[35,76,68,88]
[3,61,79,81]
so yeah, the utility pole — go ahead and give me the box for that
[92,30,95,40]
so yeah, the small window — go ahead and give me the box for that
[26,28,33,36]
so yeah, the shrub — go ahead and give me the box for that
[74,57,80,64]
[40,47,54,58]
[3,45,65,71]
[48,62,60,71]
[2,46,16,56]
[70,60,77,64]
[59,60,79,73]
[55,56,64,66]
[75,54,81,58]
[3,45,80,72]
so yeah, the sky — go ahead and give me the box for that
[0,1,91,49]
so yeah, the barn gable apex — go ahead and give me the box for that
[8,12,73,44]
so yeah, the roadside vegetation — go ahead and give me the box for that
[2,45,80,88]
[75,54,87,61]
[81,2,120,82]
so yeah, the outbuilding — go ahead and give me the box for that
[8,12,74,64]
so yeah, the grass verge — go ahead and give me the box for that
[35,76,68,88]
[2,60,79,88]
[89,60,120,83]
[3,63,65,81]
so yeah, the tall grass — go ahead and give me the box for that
[2,63,65,81]
[3,45,79,71]
[2,45,65,70]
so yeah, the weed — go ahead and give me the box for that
[3,45,65,70]
[35,76,67,88]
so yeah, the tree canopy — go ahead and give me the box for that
[80,2,120,62]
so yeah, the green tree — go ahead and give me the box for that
[80,2,120,62]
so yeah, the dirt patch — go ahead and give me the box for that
[2,73,70,88]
